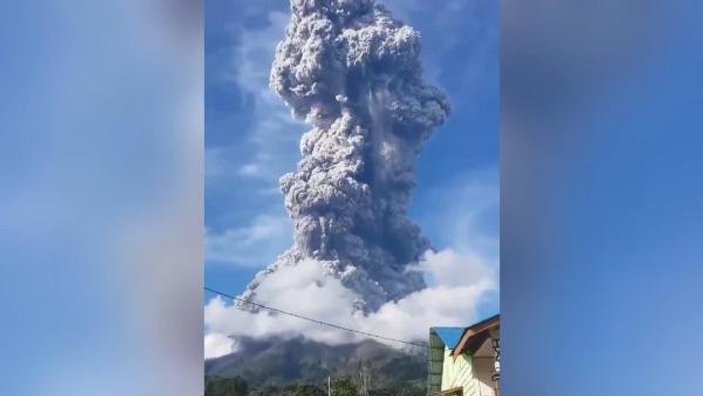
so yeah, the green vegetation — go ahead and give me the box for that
[249,383,326,396]
[205,376,424,396]
[331,377,358,395]
[205,337,427,395]
[205,376,249,396]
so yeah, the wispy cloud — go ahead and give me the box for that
[205,8,303,273]
[207,10,303,183]
[205,213,292,268]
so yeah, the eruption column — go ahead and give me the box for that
[240,0,451,312]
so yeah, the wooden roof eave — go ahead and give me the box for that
[452,315,500,360]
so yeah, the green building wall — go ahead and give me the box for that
[440,349,478,395]
[427,331,484,396]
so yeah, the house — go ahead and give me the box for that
[427,314,500,396]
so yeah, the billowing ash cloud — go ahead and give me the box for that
[240,0,451,312]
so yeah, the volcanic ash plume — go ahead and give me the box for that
[240,0,451,313]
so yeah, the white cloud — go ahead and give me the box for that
[204,248,496,356]
[204,333,236,360]
[205,214,292,267]
[238,162,262,177]
[417,249,495,288]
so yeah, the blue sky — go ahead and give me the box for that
[204,0,499,320]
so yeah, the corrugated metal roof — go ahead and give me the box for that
[430,327,465,350]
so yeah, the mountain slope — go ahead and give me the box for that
[205,336,427,391]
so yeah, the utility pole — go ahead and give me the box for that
[327,375,331,396]
[358,361,370,396]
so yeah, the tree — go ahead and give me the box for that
[332,376,359,396]
[291,384,326,396]
[204,376,249,396]
[250,384,325,396]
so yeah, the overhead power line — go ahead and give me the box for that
[204,286,427,348]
